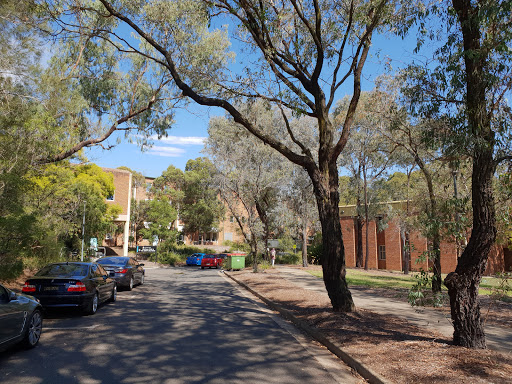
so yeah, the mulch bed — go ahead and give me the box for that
[228,268,512,384]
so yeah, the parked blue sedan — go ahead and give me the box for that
[186,253,205,266]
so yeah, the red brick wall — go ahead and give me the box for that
[408,231,428,272]
[486,245,505,275]
[341,218,356,267]
[385,220,403,272]
[440,242,458,273]
[339,214,507,276]
[362,221,378,269]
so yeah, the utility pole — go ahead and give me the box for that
[81,201,86,261]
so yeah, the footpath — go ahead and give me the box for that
[273,266,512,355]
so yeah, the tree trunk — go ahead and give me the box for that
[250,234,259,272]
[302,221,308,268]
[310,166,355,312]
[355,216,364,268]
[444,0,496,349]
[401,227,410,274]
[363,163,369,270]
[444,149,496,348]
[254,199,269,261]
[414,153,442,293]
[431,232,442,293]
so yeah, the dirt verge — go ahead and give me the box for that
[227,268,512,384]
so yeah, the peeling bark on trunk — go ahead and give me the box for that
[444,149,496,348]
[444,0,496,349]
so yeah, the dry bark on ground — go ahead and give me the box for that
[228,268,512,384]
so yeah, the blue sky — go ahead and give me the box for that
[85,105,226,178]
[85,23,420,179]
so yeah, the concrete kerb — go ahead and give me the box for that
[223,271,393,384]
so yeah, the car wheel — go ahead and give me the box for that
[127,277,134,291]
[85,292,99,315]
[109,285,117,302]
[22,309,43,349]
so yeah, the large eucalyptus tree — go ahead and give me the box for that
[401,0,512,348]
[39,0,417,311]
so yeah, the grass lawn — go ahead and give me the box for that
[307,268,511,298]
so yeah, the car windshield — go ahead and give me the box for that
[35,264,89,277]
[97,257,128,266]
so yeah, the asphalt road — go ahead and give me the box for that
[0,265,361,384]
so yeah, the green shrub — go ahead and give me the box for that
[277,252,300,265]
[258,260,271,270]
[0,254,24,281]
[307,243,323,265]
[155,251,184,266]
[278,236,295,253]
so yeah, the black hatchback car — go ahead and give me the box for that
[23,262,116,315]
[0,283,43,351]
[96,256,145,290]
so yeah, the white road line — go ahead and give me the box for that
[44,324,100,331]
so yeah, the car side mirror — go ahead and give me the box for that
[9,291,17,301]
[139,263,145,267]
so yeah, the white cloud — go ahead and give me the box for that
[148,146,186,157]
[154,135,206,145]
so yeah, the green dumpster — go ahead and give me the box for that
[225,255,245,270]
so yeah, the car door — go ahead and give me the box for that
[91,264,110,302]
[130,258,142,283]
[0,285,25,345]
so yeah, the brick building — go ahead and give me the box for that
[103,167,245,252]
[340,203,510,275]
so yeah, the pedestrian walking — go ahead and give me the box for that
[271,248,276,267]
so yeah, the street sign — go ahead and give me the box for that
[90,238,98,251]
[137,245,157,253]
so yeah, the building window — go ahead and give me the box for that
[106,193,115,201]
[378,245,386,260]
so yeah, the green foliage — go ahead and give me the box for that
[0,255,24,281]
[0,161,121,278]
[307,233,323,265]
[151,158,224,238]
[257,260,272,271]
[140,196,178,243]
[408,267,445,307]
[488,272,512,303]
[278,236,296,253]
[222,240,251,254]
[155,251,184,266]
[276,252,300,265]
